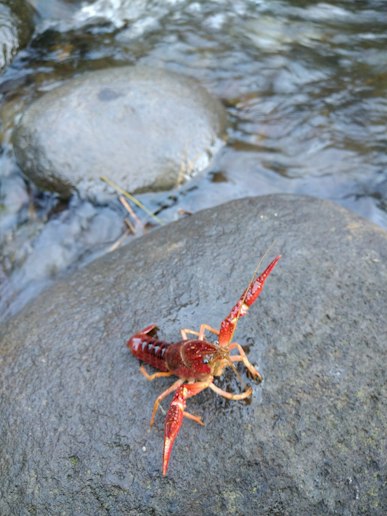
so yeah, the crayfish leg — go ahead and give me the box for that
[180,328,200,340]
[150,378,184,427]
[208,382,253,400]
[183,411,205,426]
[198,324,220,340]
[229,343,263,382]
[139,365,174,381]
[180,324,220,341]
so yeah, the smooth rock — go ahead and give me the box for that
[1,195,386,514]
[0,0,35,70]
[13,66,227,201]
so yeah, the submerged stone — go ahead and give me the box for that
[13,66,227,201]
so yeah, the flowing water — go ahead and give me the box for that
[1,0,387,320]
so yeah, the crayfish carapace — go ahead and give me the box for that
[127,255,280,475]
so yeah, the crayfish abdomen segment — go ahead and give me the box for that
[128,334,170,372]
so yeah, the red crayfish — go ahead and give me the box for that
[127,255,280,475]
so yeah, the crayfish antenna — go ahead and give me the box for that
[218,255,281,347]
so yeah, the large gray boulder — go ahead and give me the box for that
[13,66,227,201]
[1,195,386,514]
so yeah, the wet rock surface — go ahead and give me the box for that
[1,195,386,514]
[13,66,227,201]
[0,0,35,70]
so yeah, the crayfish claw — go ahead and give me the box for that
[163,386,187,476]
[163,381,210,475]
[218,255,281,346]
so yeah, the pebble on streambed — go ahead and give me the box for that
[12,65,227,202]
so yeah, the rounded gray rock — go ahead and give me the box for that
[1,195,386,514]
[0,0,35,70]
[13,66,227,200]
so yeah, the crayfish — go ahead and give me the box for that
[127,255,280,475]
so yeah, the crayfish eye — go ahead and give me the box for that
[202,354,213,364]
